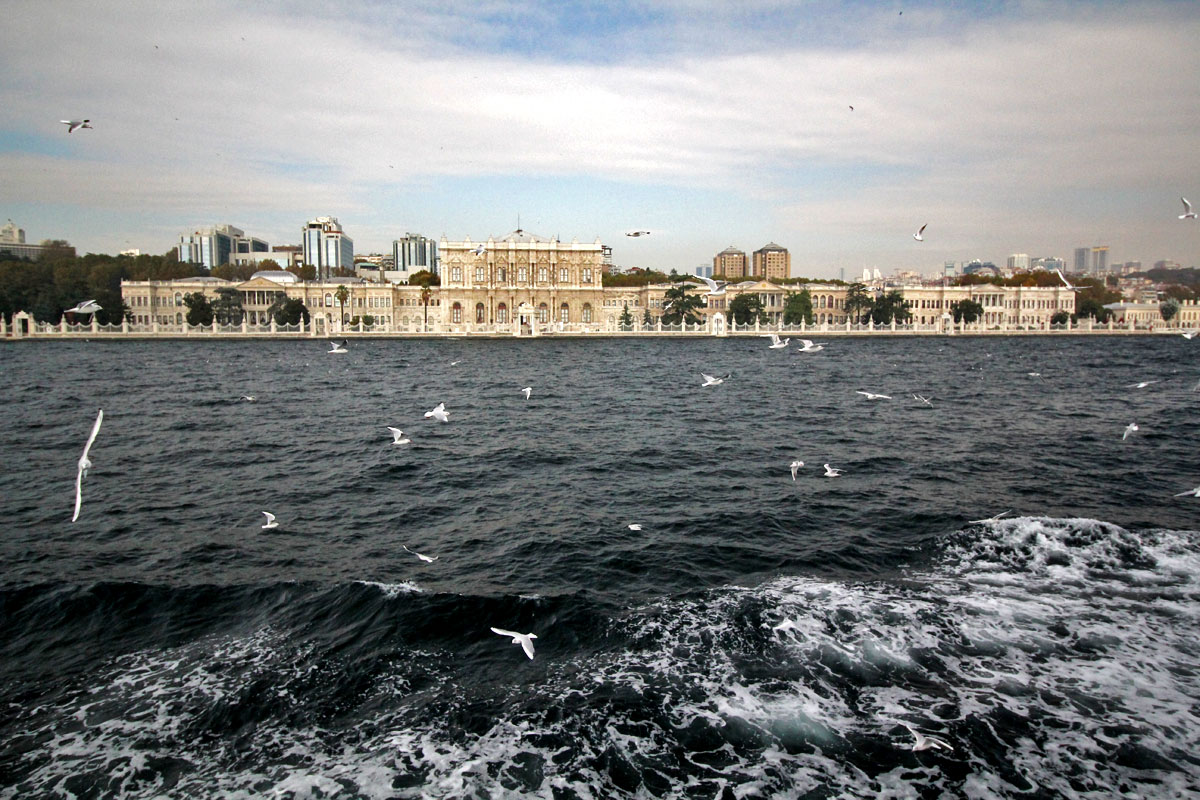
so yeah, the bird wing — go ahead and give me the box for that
[72,466,83,522]
[387,426,404,439]
[519,635,536,660]
[1184,197,1192,212]
[698,275,718,292]
[263,511,275,523]
[701,373,716,382]
[491,627,519,638]
[918,224,927,235]
[81,409,103,463]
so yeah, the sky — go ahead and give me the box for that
[1,0,1198,278]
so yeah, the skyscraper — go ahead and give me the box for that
[178,224,267,269]
[1091,245,1109,274]
[713,246,747,279]
[1007,253,1030,272]
[392,233,439,278]
[302,216,354,280]
[1074,247,1089,273]
[752,242,791,280]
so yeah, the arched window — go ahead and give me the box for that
[582,304,592,323]
[476,302,485,323]
[174,292,183,306]
[559,303,569,323]
[497,303,508,323]
[324,293,333,307]
[537,303,549,323]
[451,302,462,323]
[176,312,183,324]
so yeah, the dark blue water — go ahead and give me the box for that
[1,336,1198,798]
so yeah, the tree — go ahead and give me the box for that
[619,303,633,328]
[257,258,281,271]
[950,298,984,324]
[409,270,438,331]
[1160,298,1180,322]
[335,284,349,324]
[783,289,814,326]
[273,297,310,326]
[728,293,765,325]
[1050,310,1070,326]
[642,307,653,326]
[661,282,704,325]
[210,262,257,281]
[1073,296,1111,323]
[844,282,873,324]
[212,287,244,324]
[286,263,317,280]
[870,290,911,325]
[183,292,214,326]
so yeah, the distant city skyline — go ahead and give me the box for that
[1,1,1198,277]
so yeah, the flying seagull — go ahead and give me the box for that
[71,409,103,522]
[968,510,1010,524]
[386,427,411,445]
[849,105,854,110]
[795,339,824,353]
[473,244,486,256]
[403,545,438,562]
[913,224,927,242]
[328,340,348,353]
[856,391,892,400]
[424,402,449,423]
[1173,486,1200,497]
[61,119,92,133]
[901,723,953,752]
[241,395,256,402]
[1181,331,1197,340]
[766,334,790,349]
[823,464,843,477]
[67,299,102,315]
[261,511,279,530]
[521,386,532,400]
[490,627,538,660]
[790,460,804,480]
[701,373,730,387]
[912,393,933,406]
[628,523,643,531]
[696,275,727,297]
[1126,380,1159,389]
[1054,269,1075,290]
[1122,423,1139,441]
[625,230,650,237]
[1180,197,1197,220]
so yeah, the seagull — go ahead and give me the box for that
[61,119,92,133]
[767,334,790,349]
[403,545,437,562]
[968,510,1010,524]
[790,460,804,480]
[386,427,411,445]
[450,360,462,366]
[823,464,843,477]
[912,393,933,406]
[1126,380,1159,389]
[913,224,927,242]
[473,244,486,256]
[261,511,279,530]
[490,627,538,660]
[625,230,650,237]
[328,340,348,353]
[71,409,103,522]
[701,373,730,387]
[795,339,824,353]
[424,402,449,422]
[1122,423,1139,441]
[628,524,643,531]
[696,275,727,296]
[241,395,256,402]
[521,386,532,400]
[857,391,892,400]
[1053,269,1075,290]
[1180,197,1198,220]
[1173,486,1200,497]
[1182,331,1197,339]
[901,723,953,752]
[849,105,854,110]
[1027,372,1042,377]
[67,299,102,315]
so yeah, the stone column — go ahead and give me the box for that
[60,318,68,334]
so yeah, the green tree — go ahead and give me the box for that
[619,303,633,328]
[844,282,873,324]
[783,289,814,326]
[212,287,244,324]
[661,282,704,325]
[256,258,281,271]
[1160,298,1180,322]
[950,298,984,324]
[728,292,765,325]
[410,270,438,330]
[335,284,350,324]
[286,263,318,280]
[642,307,653,326]
[1050,310,1070,326]
[210,262,257,281]
[870,290,911,325]
[273,297,310,326]
[183,292,214,326]
[1073,296,1112,323]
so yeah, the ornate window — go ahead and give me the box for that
[451,266,462,282]
[497,303,508,323]
[537,303,549,323]
[476,302,485,323]
[518,267,527,282]
[559,267,569,283]
[324,293,333,307]
[538,267,548,283]
[174,292,183,306]
[451,302,462,323]
[581,304,592,323]
[559,303,569,323]
[475,266,485,282]
[582,268,592,283]
[498,267,506,282]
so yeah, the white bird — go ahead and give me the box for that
[424,402,449,422]
[473,244,486,255]
[795,339,824,353]
[450,360,462,366]
[857,391,892,400]
[701,373,730,387]
[241,395,256,402]
[1053,269,1075,290]
[403,545,437,562]
[67,299,102,315]
[1126,380,1159,389]
[521,386,532,400]
[386,427,410,445]
[696,275,726,296]
[901,723,953,752]
[61,119,92,133]
[1173,486,1200,497]
[1122,423,1139,441]
[823,464,842,477]
[912,393,933,406]
[790,460,804,480]
[968,510,1010,524]
[490,627,538,660]
[328,340,348,353]
[71,409,103,522]
[261,511,279,530]
[628,524,643,531]
[913,224,927,242]
[625,230,650,237]
[766,334,790,349]
[1182,331,1197,339]
[1180,197,1197,220]
[1027,372,1042,377]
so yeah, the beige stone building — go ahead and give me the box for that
[713,246,748,279]
[752,243,791,281]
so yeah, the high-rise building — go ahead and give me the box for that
[752,242,790,280]
[694,264,713,279]
[178,224,267,269]
[1074,247,1089,273]
[392,233,439,279]
[943,261,957,278]
[302,216,354,280]
[1007,253,1030,271]
[1091,245,1109,274]
[1,219,25,244]
[713,246,747,279]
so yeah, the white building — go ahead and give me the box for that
[178,224,268,269]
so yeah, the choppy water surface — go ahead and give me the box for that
[1,336,1198,798]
